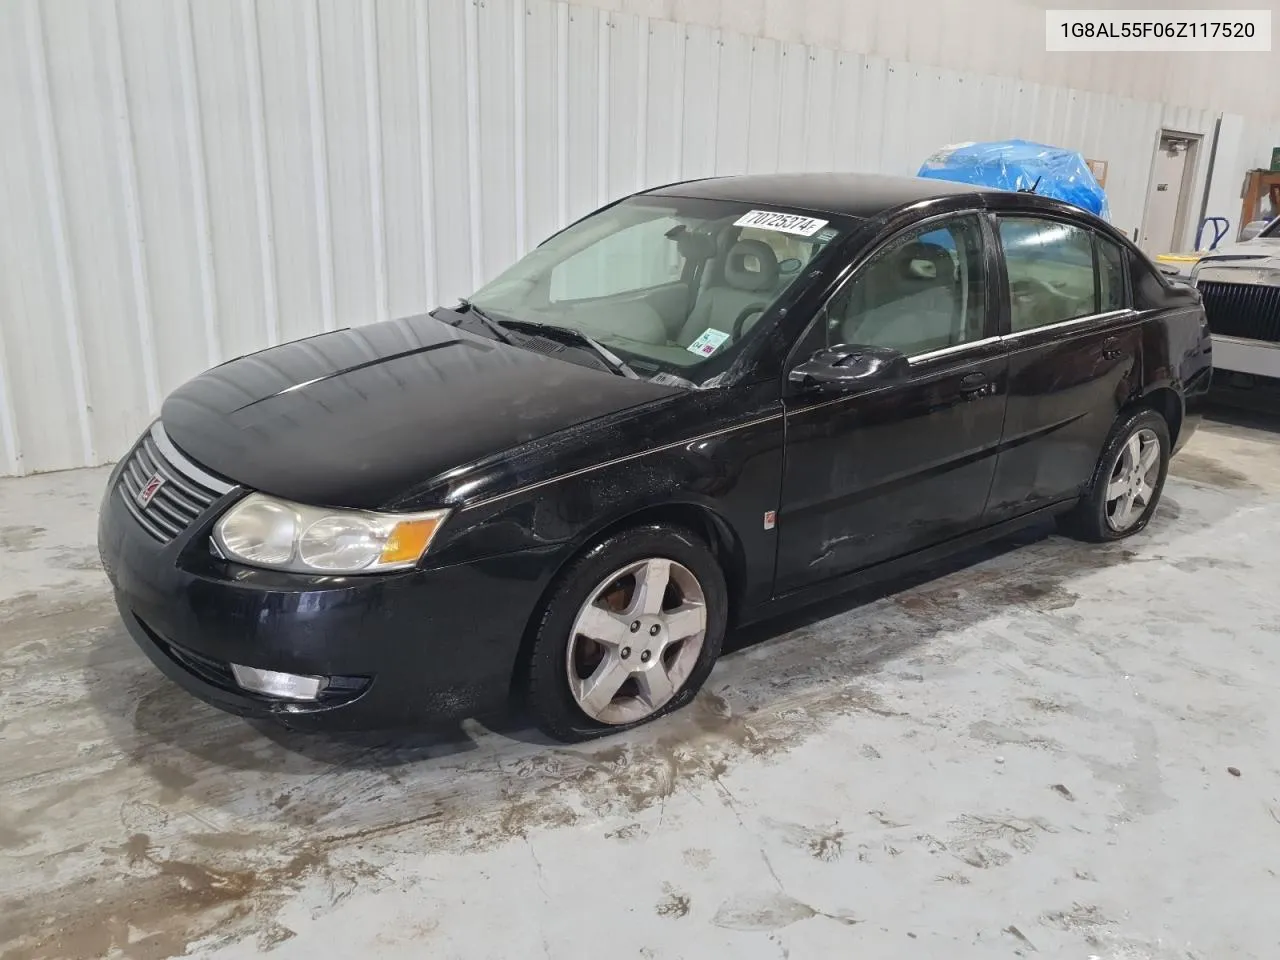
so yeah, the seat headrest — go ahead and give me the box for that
[896,241,954,283]
[725,240,781,293]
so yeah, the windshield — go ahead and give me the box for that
[1260,217,1280,239]
[467,196,850,385]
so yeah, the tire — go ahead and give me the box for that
[523,523,728,743]
[1059,408,1171,543]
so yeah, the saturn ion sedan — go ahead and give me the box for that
[98,172,1211,742]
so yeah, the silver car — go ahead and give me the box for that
[1191,217,1280,382]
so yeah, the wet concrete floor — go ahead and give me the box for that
[2,410,1279,959]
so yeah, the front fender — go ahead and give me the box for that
[425,407,786,610]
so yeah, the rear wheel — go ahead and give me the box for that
[1059,408,1171,542]
[523,524,727,742]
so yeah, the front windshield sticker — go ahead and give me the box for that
[733,210,830,237]
[687,327,731,358]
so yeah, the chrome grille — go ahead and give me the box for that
[1197,280,1280,344]
[117,425,231,543]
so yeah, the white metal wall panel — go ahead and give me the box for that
[744,38,782,176]
[713,30,751,177]
[0,2,74,474]
[801,47,836,174]
[188,0,264,363]
[316,0,377,330]
[604,14,639,202]
[118,0,214,394]
[640,19,677,190]
[44,0,147,469]
[257,0,324,344]
[776,44,809,174]
[565,7,601,222]
[1,0,1277,477]
[474,0,518,282]
[678,24,717,182]
[523,1,561,250]
[377,0,427,321]
[583,0,1280,123]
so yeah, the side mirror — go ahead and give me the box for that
[1240,220,1269,242]
[789,344,910,395]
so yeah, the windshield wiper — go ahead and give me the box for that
[455,300,515,345]
[497,318,640,379]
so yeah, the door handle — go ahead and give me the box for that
[1101,336,1123,360]
[959,372,993,399]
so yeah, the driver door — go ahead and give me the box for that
[775,213,1009,594]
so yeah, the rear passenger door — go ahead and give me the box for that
[984,213,1143,519]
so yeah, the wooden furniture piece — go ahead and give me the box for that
[1240,169,1280,236]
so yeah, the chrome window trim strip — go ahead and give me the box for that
[149,422,235,495]
[907,335,1002,365]
[461,411,785,512]
[999,308,1137,345]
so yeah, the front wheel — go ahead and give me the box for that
[522,524,728,742]
[1059,408,1171,542]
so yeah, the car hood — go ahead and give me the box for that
[161,313,681,509]
[1196,237,1280,269]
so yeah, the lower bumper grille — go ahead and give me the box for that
[166,640,238,689]
[1197,280,1280,343]
[139,618,371,705]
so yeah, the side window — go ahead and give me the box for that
[998,217,1099,332]
[824,215,988,356]
[1096,235,1128,311]
[550,216,685,302]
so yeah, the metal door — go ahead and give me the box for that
[1140,135,1195,255]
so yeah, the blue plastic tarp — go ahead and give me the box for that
[917,139,1110,221]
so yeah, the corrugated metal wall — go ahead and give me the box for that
[572,0,1280,123]
[0,0,1276,477]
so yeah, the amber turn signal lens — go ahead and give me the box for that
[378,516,443,566]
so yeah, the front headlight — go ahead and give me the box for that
[213,493,449,574]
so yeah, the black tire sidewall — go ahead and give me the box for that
[524,524,728,742]
[1081,409,1171,541]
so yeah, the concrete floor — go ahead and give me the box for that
[2,412,1279,960]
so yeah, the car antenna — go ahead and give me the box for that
[1018,176,1042,195]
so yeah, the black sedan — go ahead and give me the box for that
[98,173,1212,742]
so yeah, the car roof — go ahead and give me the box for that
[644,172,998,220]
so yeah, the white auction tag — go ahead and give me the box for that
[734,210,830,237]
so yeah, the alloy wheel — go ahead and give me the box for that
[1104,427,1161,532]
[565,557,707,726]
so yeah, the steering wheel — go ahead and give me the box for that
[732,303,769,340]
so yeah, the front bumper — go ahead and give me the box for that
[98,459,555,731]
[1211,334,1280,379]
